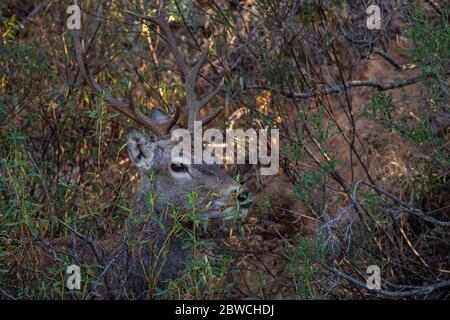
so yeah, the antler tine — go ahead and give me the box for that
[126,10,224,132]
[201,106,224,127]
[72,29,178,137]
[186,52,225,131]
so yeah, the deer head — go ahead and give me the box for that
[73,13,253,221]
[126,109,252,220]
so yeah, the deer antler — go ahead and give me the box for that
[72,29,179,137]
[125,11,224,131]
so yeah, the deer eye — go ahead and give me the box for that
[170,162,188,173]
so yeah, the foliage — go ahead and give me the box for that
[0,0,449,299]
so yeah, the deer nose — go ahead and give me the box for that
[238,190,253,208]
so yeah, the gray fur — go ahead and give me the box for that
[104,118,251,299]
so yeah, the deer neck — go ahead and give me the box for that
[131,175,174,226]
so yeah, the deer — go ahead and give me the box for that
[62,11,253,299]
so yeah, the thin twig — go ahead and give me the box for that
[323,264,450,297]
[247,72,442,99]
[0,287,17,300]
[54,217,103,265]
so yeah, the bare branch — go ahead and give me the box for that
[424,0,444,15]
[248,72,441,99]
[373,48,417,71]
[0,287,16,300]
[354,180,450,227]
[54,216,103,265]
[323,264,450,297]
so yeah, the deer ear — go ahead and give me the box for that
[126,128,156,170]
